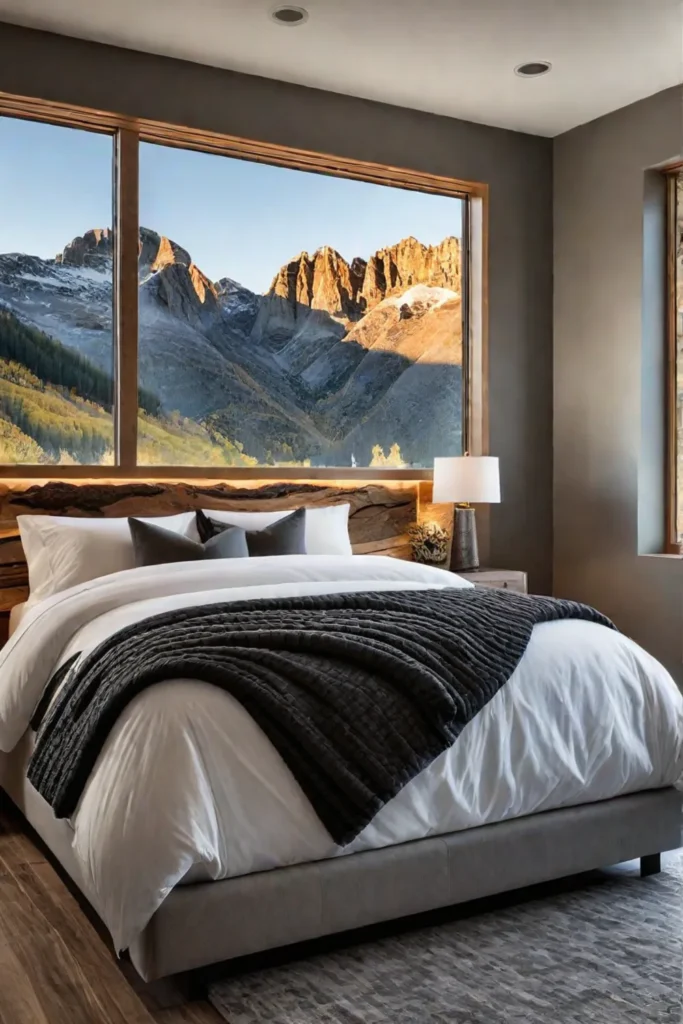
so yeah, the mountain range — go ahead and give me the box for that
[0,227,463,466]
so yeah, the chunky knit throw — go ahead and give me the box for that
[28,587,614,845]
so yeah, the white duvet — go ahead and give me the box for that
[0,554,681,953]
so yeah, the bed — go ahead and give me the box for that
[0,485,681,983]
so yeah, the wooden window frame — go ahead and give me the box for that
[0,90,489,482]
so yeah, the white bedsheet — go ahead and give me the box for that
[0,555,681,953]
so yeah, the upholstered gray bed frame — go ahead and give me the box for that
[1,738,680,983]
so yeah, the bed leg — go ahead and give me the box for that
[184,969,209,1002]
[640,853,661,877]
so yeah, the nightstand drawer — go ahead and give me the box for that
[455,570,528,594]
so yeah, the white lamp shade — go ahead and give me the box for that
[432,456,501,504]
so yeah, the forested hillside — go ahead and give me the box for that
[0,309,160,415]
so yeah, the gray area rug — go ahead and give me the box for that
[209,855,683,1023]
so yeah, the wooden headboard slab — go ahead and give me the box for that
[0,479,417,608]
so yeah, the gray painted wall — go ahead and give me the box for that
[0,23,553,592]
[554,87,683,680]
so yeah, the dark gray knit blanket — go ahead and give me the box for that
[27,587,614,846]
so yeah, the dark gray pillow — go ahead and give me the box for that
[128,517,249,567]
[195,507,307,557]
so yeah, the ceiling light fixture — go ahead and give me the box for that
[271,5,309,26]
[514,61,552,78]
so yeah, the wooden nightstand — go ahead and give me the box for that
[454,569,528,594]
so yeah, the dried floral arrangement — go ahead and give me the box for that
[409,521,449,565]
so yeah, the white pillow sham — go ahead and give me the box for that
[18,512,196,604]
[195,503,352,556]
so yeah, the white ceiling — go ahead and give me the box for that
[0,0,682,136]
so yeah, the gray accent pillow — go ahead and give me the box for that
[128,517,249,567]
[195,507,307,557]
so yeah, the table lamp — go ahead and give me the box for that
[432,456,501,572]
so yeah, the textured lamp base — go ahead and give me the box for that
[450,506,479,572]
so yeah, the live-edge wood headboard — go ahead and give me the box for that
[0,479,420,612]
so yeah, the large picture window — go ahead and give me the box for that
[0,117,115,465]
[0,98,483,477]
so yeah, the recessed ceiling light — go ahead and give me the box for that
[514,61,552,78]
[271,5,309,26]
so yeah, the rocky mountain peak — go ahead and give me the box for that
[138,228,192,276]
[135,227,218,317]
[54,226,195,277]
[52,225,223,330]
[262,234,460,327]
[55,228,113,268]
[359,235,461,309]
[215,277,261,335]
[264,246,362,324]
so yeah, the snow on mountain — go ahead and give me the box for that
[384,283,458,310]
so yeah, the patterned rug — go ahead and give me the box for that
[208,856,683,1023]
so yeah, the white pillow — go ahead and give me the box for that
[197,504,352,556]
[18,512,196,604]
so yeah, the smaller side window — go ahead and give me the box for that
[668,172,683,550]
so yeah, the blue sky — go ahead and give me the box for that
[0,117,462,294]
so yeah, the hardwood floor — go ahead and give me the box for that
[0,800,224,1024]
